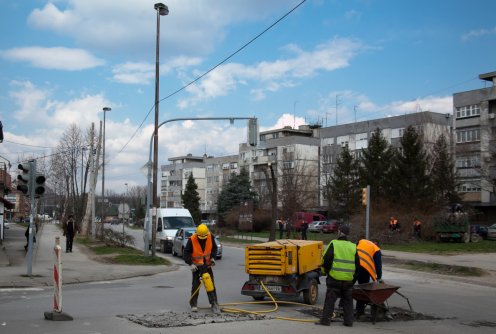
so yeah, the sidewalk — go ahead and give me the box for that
[0,223,174,288]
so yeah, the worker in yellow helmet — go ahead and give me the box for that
[183,223,220,313]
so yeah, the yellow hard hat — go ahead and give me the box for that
[196,224,209,239]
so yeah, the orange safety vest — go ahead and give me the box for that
[357,239,380,281]
[390,219,398,227]
[191,234,213,266]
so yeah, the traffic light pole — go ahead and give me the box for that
[365,184,370,239]
[27,159,36,276]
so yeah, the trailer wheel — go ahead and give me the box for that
[463,233,470,243]
[303,279,318,305]
[471,233,482,243]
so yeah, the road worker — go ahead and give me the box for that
[355,239,383,319]
[413,218,422,239]
[316,224,359,327]
[389,216,399,232]
[183,223,220,314]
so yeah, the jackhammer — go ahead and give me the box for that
[196,263,221,314]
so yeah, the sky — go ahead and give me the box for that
[1,0,495,194]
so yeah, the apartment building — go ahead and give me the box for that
[318,111,453,207]
[239,125,321,210]
[160,153,238,218]
[453,71,496,220]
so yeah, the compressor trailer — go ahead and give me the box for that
[241,239,323,305]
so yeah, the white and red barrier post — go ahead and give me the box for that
[44,236,73,321]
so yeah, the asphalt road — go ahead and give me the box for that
[1,224,495,333]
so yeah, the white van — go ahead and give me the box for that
[144,208,196,253]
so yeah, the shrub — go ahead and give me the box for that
[102,228,135,247]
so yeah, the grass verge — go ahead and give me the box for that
[76,237,169,266]
[385,258,487,277]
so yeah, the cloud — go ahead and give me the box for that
[1,47,104,70]
[27,0,295,57]
[179,37,364,108]
[461,26,496,41]
[112,56,202,84]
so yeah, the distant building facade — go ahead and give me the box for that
[453,71,496,220]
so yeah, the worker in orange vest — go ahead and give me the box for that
[183,224,220,314]
[355,239,383,319]
[389,216,399,232]
[413,218,422,239]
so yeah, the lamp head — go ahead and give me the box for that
[103,107,111,112]
[154,3,169,16]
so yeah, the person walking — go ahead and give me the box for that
[316,224,359,327]
[355,239,383,319]
[63,215,78,253]
[183,223,220,314]
[389,216,399,232]
[278,219,284,239]
[301,221,309,240]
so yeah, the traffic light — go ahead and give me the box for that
[361,187,368,206]
[248,118,258,146]
[17,162,32,195]
[34,173,46,197]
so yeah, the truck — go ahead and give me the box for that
[241,239,323,305]
[433,212,471,243]
[144,208,196,253]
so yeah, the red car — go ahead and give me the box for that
[321,220,341,233]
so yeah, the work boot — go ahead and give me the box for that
[211,303,221,314]
[191,306,198,312]
[315,319,331,326]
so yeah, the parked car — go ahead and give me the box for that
[321,220,341,234]
[487,224,496,240]
[308,221,326,233]
[172,227,223,259]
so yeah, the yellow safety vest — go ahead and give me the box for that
[323,239,356,281]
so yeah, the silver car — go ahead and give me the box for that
[172,227,222,259]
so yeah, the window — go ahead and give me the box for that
[456,128,480,143]
[456,155,480,168]
[456,180,481,192]
[337,135,349,146]
[230,162,237,169]
[456,104,480,119]
[391,128,405,139]
[356,132,368,141]
[283,161,295,169]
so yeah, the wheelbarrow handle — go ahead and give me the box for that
[394,290,413,312]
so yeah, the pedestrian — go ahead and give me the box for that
[301,221,309,240]
[355,239,383,319]
[24,224,36,251]
[278,219,284,239]
[413,218,422,239]
[183,223,221,314]
[316,224,359,327]
[63,215,78,253]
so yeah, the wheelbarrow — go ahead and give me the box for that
[352,282,413,324]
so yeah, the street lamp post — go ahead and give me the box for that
[151,3,169,257]
[101,107,111,238]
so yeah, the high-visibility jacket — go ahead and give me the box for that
[357,239,380,281]
[190,234,213,266]
[389,218,398,227]
[323,239,356,281]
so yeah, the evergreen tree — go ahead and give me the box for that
[390,126,432,207]
[217,167,256,217]
[431,134,459,204]
[181,173,202,224]
[329,145,361,220]
[359,128,395,202]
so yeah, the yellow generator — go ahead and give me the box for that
[241,239,323,305]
